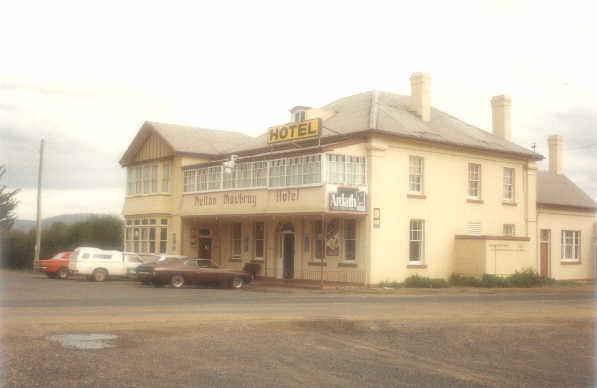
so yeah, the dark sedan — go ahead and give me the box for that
[136,259,251,289]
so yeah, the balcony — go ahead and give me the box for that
[181,153,368,216]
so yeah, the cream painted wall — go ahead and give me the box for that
[180,216,366,281]
[366,135,531,283]
[537,207,596,280]
[454,239,485,276]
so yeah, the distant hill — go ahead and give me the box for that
[12,213,119,232]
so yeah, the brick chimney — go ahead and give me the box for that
[410,72,430,121]
[491,95,512,141]
[548,135,563,174]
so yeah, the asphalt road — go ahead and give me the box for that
[1,270,596,387]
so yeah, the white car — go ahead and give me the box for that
[69,247,143,282]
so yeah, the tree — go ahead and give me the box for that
[0,165,20,236]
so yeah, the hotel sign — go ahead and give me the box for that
[329,187,367,212]
[267,119,321,144]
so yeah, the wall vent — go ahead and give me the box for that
[467,222,482,236]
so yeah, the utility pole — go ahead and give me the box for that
[33,139,44,269]
[320,215,325,289]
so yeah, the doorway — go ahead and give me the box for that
[283,234,295,279]
[198,238,212,260]
[540,229,550,277]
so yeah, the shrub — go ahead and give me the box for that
[449,273,481,287]
[479,274,509,288]
[508,268,547,287]
[403,274,448,288]
[379,281,402,289]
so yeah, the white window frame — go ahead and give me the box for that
[503,167,515,202]
[151,164,158,193]
[159,219,168,254]
[409,219,425,263]
[124,217,165,254]
[468,163,481,199]
[561,230,581,262]
[254,221,265,261]
[313,220,324,261]
[143,166,150,194]
[409,156,424,194]
[135,167,142,194]
[343,219,356,261]
[181,153,366,194]
[126,168,134,195]
[231,222,242,258]
[162,162,169,192]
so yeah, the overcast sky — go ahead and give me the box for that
[1,0,596,220]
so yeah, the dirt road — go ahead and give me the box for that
[1,270,595,387]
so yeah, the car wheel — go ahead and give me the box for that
[46,272,57,279]
[170,274,185,288]
[93,269,108,282]
[230,277,245,289]
[57,267,69,280]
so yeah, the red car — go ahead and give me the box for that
[38,252,72,279]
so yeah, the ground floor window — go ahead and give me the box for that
[232,223,242,258]
[561,230,580,261]
[344,219,356,261]
[125,217,168,254]
[254,221,264,259]
[313,220,324,260]
[409,219,424,263]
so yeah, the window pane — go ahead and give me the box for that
[255,240,264,258]
[143,166,150,193]
[409,242,421,261]
[345,240,356,260]
[409,220,424,262]
[162,162,169,192]
[152,165,158,193]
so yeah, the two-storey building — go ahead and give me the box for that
[120,73,596,284]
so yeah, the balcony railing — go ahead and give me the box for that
[183,153,367,194]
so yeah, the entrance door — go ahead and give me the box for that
[198,238,212,260]
[283,234,294,279]
[540,229,550,277]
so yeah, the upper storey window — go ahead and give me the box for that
[182,153,366,193]
[127,163,169,196]
[408,156,424,194]
[468,163,481,199]
[503,167,515,202]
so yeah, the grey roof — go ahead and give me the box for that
[119,121,253,165]
[148,121,252,155]
[536,171,597,210]
[226,91,542,159]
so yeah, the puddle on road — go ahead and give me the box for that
[48,333,119,349]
